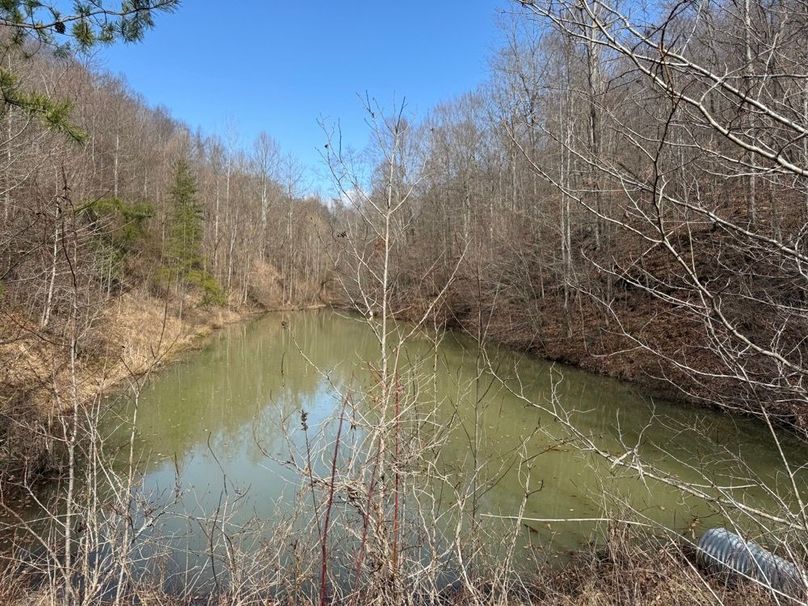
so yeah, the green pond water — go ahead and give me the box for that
[98,309,805,580]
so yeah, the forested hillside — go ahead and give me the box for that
[328,0,808,430]
[0,26,334,488]
[0,1,806,604]
[0,42,333,315]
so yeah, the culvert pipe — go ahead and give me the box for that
[697,527,805,599]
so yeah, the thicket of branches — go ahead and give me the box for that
[3,0,805,432]
[326,0,808,430]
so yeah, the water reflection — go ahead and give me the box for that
[102,310,806,575]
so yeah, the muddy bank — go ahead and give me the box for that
[0,534,777,606]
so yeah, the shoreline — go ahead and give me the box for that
[366,299,808,437]
[0,293,327,497]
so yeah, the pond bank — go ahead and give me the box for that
[0,536,775,606]
[0,290,324,496]
[1,308,804,606]
[384,293,808,436]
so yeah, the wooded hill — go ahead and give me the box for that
[326,0,808,431]
[0,24,334,487]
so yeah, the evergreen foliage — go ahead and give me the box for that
[163,161,227,306]
[187,269,226,306]
[0,67,86,141]
[167,158,202,278]
[83,197,154,288]
[0,1,180,49]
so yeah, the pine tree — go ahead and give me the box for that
[0,1,179,49]
[164,158,225,306]
[167,158,202,278]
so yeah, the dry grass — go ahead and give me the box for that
[0,542,785,606]
[95,290,243,387]
[525,536,780,606]
[0,290,247,414]
[246,259,286,309]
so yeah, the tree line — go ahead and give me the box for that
[0,30,334,337]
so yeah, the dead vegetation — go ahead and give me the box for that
[528,538,776,606]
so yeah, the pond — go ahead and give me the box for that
[99,309,805,586]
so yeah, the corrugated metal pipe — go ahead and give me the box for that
[697,528,806,599]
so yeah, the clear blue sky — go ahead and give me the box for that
[95,1,515,196]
